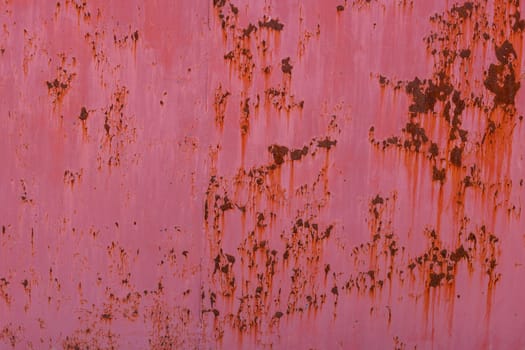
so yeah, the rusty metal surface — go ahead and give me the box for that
[1,0,525,348]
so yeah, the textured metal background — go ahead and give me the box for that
[1,0,525,349]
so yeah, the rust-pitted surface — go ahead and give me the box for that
[2,0,525,349]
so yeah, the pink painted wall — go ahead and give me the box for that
[1,0,525,348]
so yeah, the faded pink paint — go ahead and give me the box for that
[1,0,525,349]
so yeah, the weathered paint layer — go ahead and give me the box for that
[1,0,525,349]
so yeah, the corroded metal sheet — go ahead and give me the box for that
[1,0,525,349]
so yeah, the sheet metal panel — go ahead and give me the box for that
[1,0,525,348]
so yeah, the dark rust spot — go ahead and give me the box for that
[259,17,284,31]
[405,76,453,114]
[79,107,88,121]
[429,272,445,287]
[220,196,234,211]
[450,245,468,262]
[371,195,384,205]
[225,254,235,264]
[429,142,439,157]
[273,311,284,319]
[450,146,463,167]
[243,23,257,37]
[450,2,473,19]
[495,40,517,64]
[484,63,520,106]
[317,137,337,150]
[512,11,525,32]
[256,212,266,227]
[290,146,309,161]
[459,49,471,58]
[432,166,446,183]
[268,144,289,165]
[281,57,293,74]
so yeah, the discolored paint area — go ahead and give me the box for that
[1,0,525,349]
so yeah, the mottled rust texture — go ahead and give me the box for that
[1,0,525,349]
